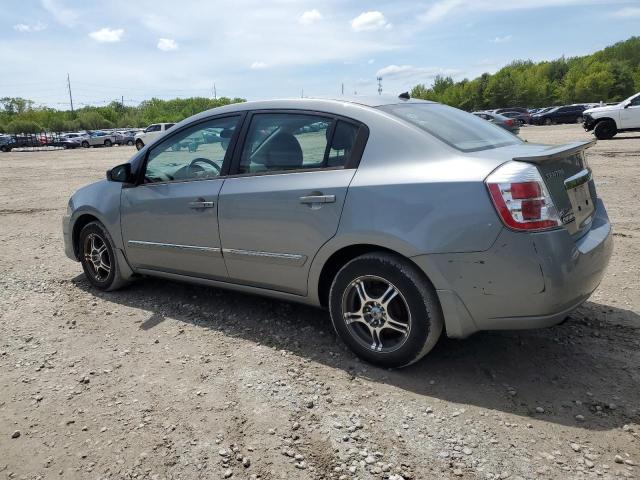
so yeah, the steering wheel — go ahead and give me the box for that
[187,157,221,176]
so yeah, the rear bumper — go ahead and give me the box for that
[413,199,613,337]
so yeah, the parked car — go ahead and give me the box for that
[533,105,586,125]
[63,96,612,368]
[134,123,175,150]
[583,92,640,139]
[472,111,520,134]
[0,134,39,151]
[82,131,117,148]
[497,111,530,126]
[115,130,136,146]
[493,107,532,124]
[62,132,89,144]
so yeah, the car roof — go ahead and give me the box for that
[183,96,435,126]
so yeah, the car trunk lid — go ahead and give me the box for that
[512,140,597,237]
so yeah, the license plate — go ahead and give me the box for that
[565,181,594,227]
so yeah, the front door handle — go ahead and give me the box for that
[299,194,336,204]
[189,200,215,209]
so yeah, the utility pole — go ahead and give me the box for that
[377,76,383,95]
[67,73,74,113]
[341,83,344,95]
[121,95,124,109]
[301,88,304,98]
[213,83,217,100]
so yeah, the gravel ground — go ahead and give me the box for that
[0,124,638,480]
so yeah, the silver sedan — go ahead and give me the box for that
[63,96,612,368]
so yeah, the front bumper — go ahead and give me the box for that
[62,215,76,261]
[413,199,613,337]
[583,114,595,131]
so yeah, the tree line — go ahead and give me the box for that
[411,36,640,111]
[0,96,245,134]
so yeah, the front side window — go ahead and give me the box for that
[627,94,640,107]
[146,124,161,133]
[238,113,360,174]
[379,103,521,152]
[143,116,239,183]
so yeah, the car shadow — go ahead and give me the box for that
[72,274,640,431]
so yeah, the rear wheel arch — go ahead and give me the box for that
[317,244,438,308]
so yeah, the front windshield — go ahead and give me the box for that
[379,103,521,152]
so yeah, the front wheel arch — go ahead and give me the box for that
[71,213,101,259]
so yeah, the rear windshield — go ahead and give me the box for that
[378,103,522,152]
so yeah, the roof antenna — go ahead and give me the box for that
[398,92,410,100]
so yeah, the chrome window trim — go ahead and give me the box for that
[128,240,222,256]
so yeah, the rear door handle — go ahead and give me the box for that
[299,194,336,204]
[189,200,215,209]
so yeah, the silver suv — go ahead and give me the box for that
[63,97,612,367]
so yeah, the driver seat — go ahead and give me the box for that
[262,133,303,170]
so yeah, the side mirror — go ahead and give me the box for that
[624,101,631,109]
[106,163,133,183]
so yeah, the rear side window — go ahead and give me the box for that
[379,103,521,152]
[237,113,361,174]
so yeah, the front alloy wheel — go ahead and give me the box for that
[78,222,128,291]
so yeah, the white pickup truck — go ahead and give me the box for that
[134,122,175,150]
[583,92,640,139]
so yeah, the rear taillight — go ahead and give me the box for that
[486,161,561,231]
[505,119,514,126]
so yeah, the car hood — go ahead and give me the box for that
[584,104,619,115]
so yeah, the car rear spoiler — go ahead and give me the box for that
[513,140,596,164]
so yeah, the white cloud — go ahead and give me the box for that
[351,11,391,32]
[13,22,46,33]
[299,9,322,25]
[157,38,178,51]
[89,27,124,43]
[41,0,79,27]
[250,61,268,70]
[611,7,640,18]
[492,35,512,43]
[376,64,459,81]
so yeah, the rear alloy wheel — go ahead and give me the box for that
[79,222,128,291]
[544,118,553,126]
[594,120,617,140]
[104,139,112,147]
[329,252,443,368]
[81,140,90,148]
[135,140,144,151]
[576,116,584,124]
[126,139,134,146]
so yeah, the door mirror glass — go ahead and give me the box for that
[107,163,132,183]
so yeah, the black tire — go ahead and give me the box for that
[104,139,112,147]
[329,252,443,368]
[594,120,617,140]
[78,221,128,291]
[0,146,9,152]
[81,141,90,148]
[135,140,144,151]
[126,140,134,146]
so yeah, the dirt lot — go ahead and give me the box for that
[0,124,638,480]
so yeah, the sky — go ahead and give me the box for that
[1,0,640,109]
